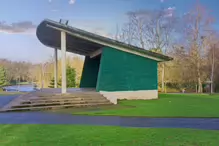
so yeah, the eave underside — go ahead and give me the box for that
[36,19,173,61]
[37,21,104,56]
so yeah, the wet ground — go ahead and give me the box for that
[3,84,36,92]
[0,95,20,108]
[0,94,219,130]
[0,112,219,130]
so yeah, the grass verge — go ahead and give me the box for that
[73,94,219,118]
[0,125,219,146]
[0,91,25,95]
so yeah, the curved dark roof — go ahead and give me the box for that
[36,19,173,61]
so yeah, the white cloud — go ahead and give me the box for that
[164,7,176,17]
[49,0,76,5]
[167,7,176,11]
[0,21,36,35]
[84,27,111,38]
[69,0,76,4]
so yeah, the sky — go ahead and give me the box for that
[0,0,219,63]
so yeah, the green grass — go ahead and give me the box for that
[73,94,219,117]
[0,91,24,95]
[0,125,219,146]
[9,82,30,85]
[0,91,25,95]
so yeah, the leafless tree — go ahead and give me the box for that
[122,8,178,92]
[182,3,214,93]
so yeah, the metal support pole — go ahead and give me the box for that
[54,48,58,88]
[61,31,67,94]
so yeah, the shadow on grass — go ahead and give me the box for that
[46,104,135,115]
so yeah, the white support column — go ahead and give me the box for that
[61,31,67,94]
[54,48,58,88]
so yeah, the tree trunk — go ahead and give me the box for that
[211,45,215,94]
[161,63,165,92]
[197,60,202,93]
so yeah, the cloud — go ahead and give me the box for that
[164,7,176,17]
[160,0,164,2]
[69,0,76,4]
[167,7,176,11]
[80,26,111,38]
[87,27,111,38]
[0,21,36,35]
[67,19,112,38]
[49,0,76,5]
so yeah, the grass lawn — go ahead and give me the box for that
[0,125,219,146]
[0,91,24,95]
[73,94,219,117]
[18,82,30,85]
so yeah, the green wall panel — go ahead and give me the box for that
[96,47,158,91]
[80,56,100,88]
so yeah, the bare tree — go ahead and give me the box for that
[182,3,214,93]
[211,44,215,93]
[0,59,32,84]
[123,8,178,92]
[204,34,219,93]
[120,20,135,45]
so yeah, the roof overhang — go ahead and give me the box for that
[36,19,173,61]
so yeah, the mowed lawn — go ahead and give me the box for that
[74,94,219,117]
[0,91,24,95]
[1,125,219,146]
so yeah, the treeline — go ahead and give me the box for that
[0,59,32,86]
[0,55,84,88]
[115,2,219,93]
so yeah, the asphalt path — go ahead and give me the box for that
[0,94,219,130]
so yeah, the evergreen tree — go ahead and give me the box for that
[66,66,76,88]
[48,77,55,88]
[58,78,62,88]
[0,67,8,87]
[58,66,76,88]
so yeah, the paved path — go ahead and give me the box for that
[0,112,219,130]
[0,95,20,108]
[1,94,219,130]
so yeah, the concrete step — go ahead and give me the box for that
[21,97,108,103]
[27,96,79,101]
[30,95,106,100]
[12,101,110,108]
[20,98,81,104]
[1,102,112,112]
[36,92,101,97]
[55,95,106,99]
[12,101,87,108]
[16,99,110,108]
[37,96,105,100]
[21,98,109,104]
[0,91,113,113]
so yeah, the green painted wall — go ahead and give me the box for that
[80,56,100,88]
[96,47,158,91]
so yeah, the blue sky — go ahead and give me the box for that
[0,0,219,63]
